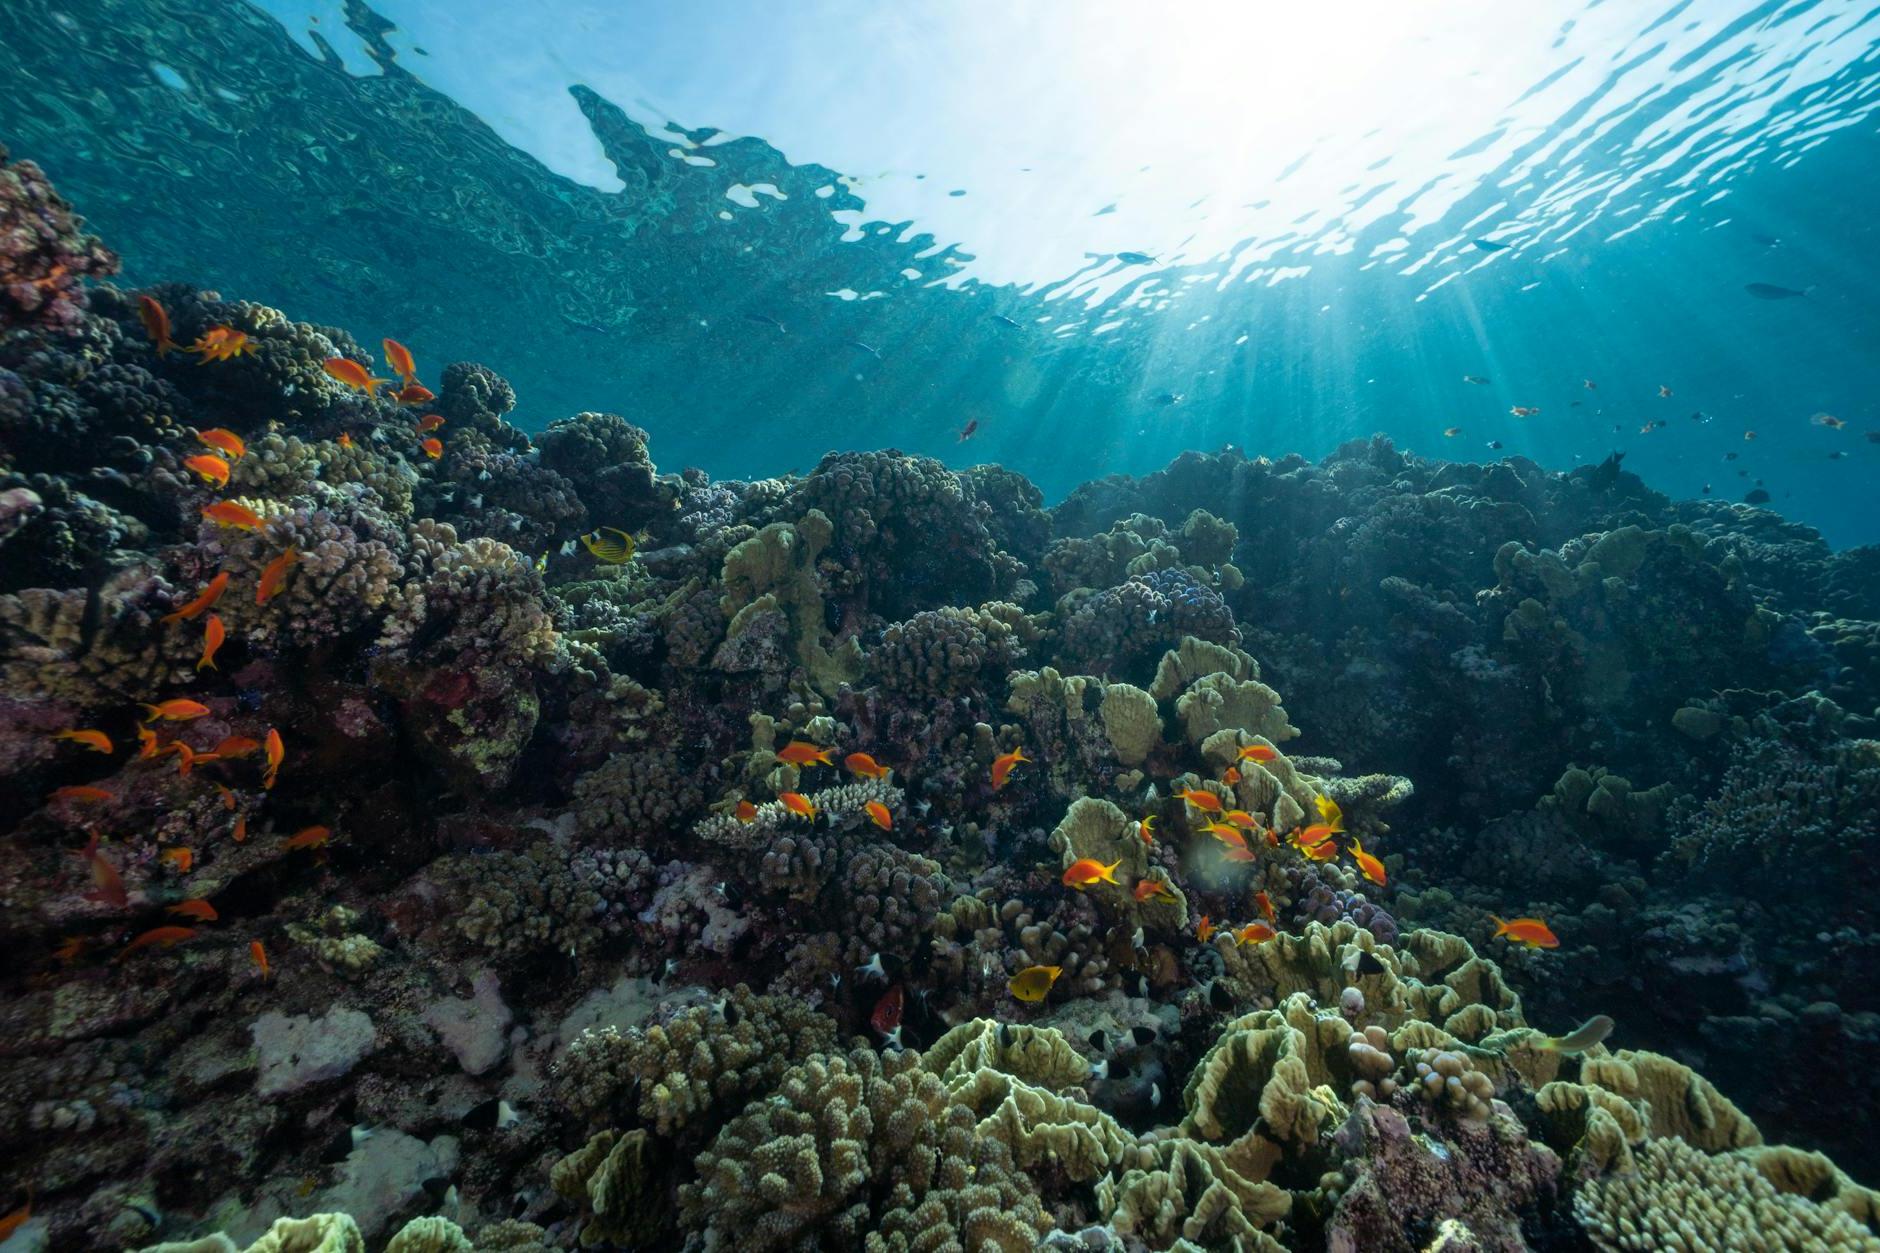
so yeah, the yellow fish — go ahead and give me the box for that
[1007,964,1062,1003]
[579,527,637,564]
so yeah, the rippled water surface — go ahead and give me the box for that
[2,0,1877,540]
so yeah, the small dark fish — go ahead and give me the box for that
[743,312,786,332]
[1744,488,1771,504]
[1751,232,1781,247]
[1571,401,1584,408]
[1738,469,1749,477]
[420,1177,452,1203]
[957,418,979,443]
[723,999,741,1028]
[1354,950,1387,976]
[1090,1029,1108,1053]
[1866,431,1880,444]
[1472,238,1511,251]
[1208,980,1234,1011]
[991,314,1020,327]
[1486,440,1504,450]
[1132,1025,1156,1046]
[1744,282,1810,300]
[463,1097,504,1131]
[846,339,882,360]
[1702,484,1712,495]
[999,1022,1014,1049]
[1828,450,1845,461]
[1725,451,1739,461]
[318,1125,356,1163]
[1116,251,1156,265]
[1462,375,1491,385]
[1154,392,1184,407]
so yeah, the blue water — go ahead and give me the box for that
[2,0,1878,542]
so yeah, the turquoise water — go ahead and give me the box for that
[2,0,1877,541]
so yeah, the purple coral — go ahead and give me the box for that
[0,145,118,332]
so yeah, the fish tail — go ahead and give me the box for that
[1488,915,1507,934]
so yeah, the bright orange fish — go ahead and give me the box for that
[382,337,417,382]
[160,847,193,873]
[1061,857,1121,889]
[1221,844,1256,863]
[1174,787,1223,813]
[197,613,226,671]
[396,383,436,406]
[1490,915,1560,949]
[1196,915,1215,943]
[202,501,264,531]
[734,800,758,822]
[1264,827,1280,848]
[1202,821,1247,850]
[51,785,112,803]
[779,791,817,820]
[196,428,246,460]
[844,751,891,779]
[256,548,300,605]
[1133,878,1176,903]
[214,782,236,811]
[142,699,210,723]
[232,813,248,844]
[1351,838,1386,887]
[338,432,354,448]
[213,734,260,758]
[251,939,270,980]
[1255,890,1276,925]
[1296,823,1337,849]
[263,727,283,789]
[54,728,113,753]
[52,935,88,965]
[322,357,390,396]
[138,294,175,354]
[190,325,255,362]
[777,741,835,767]
[1236,744,1278,763]
[184,453,230,488]
[990,746,1030,790]
[416,413,445,433]
[420,437,443,460]
[1234,922,1277,946]
[0,1197,31,1242]
[162,571,230,623]
[1302,840,1339,863]
[1222,766,1241,786]
[1137,815,1157,846]
[284,825,331,851]
[169,898,218,922]
[78,832,127,909]
[117,925,198,960]
[865,800,893,831]
[1223,810,1257,829]
[136,726,162,760]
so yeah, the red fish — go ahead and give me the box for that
[117,925,198,960]
[136,726,162,760]
[197,428,246,460]
[1174,786,1223,814]
[1137,815,1157,846]
[232,813,248,844]
[338,432,354,448]
[202,501,265,531]
[1223,810,1257,830]
[777,741,835,767]
[322,357,390,396]
[184,453,231,488]
[1221,844,1256,863]
[957,419,978,442]
[162,571,230,623]
[54,728,113,753]
[1236,744,1277,763]
[1222,766,1241,786]
[844,751,891,780]
[190,325,255,363]
[871,984,904,1037]
[251,939,270,980]
[865,800,893,831]
[395,382,436,406]
[0,1197,31,1243]
[213,734,261,758]
[1295,823,1337,849]
[1133,878,1177,904]
[284,825,331,851]
[169,898,218,922]
[197,613,226,671]
[78,833,127,909]
[1061,858,1121,889]
[1255,890,1276,925]
[1490,915,1559,949]
[138,294,175,355]
[734,800,758,822]
[382,337,417,383]
[1196,915,1215,943]
[1234,922,1277,946]
[263,727,283,789]
[51,785,112,804]
[990,746,1030,790]
[142,699,210,723]
[1202,821,1247,850]
[256,548,299,604]
[416,413,445,433]
[420,437,444,460]
[1351,838,1386,887]
[779,791,817,820]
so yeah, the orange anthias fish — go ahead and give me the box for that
[1061,857,1121,890]
[183,453,230,488]
[54,728,114,753]
[382,337,417,383]
[232,813,248,844]
[1202,821,1247,849]
[1303,841,1339,863]
[734,800,758,822]
[136,726,162,760]
[256,548,300,605]
[202,501,265,531]
[844,751,891,780]
[1222,766,1241,786]
[1137,815,1157,846]
[1255,891,1277,924]
[1237,743,1277,763]
[214,782,236,811]
[169,898,218,922]
[263,727,284,789]
[197,613,226,671]
[338,432,354,448]
[1221,844,1257,863]
[1295,823,1337,849]
[416,413,446,434]
[990,746,1030,790]
[51,785,112,803]
[1234,922,1277,946]
[420,437,444,460]
[777,741,835,767]
[395,383,436,406]
[1223,810,1257,830]
[251,939,270,980]
[197,428,246,460]
[138,294,175,354]
[142,699,210,723]
[52,935,88,965]
[1351,838,1386,887]
[1196,915,1215,943]
[1315,794,1345,831]
[190,325,256,363]
[214,734,260,758]
[117,925,198,960]
[1133,878,1177,904]
[78,833,128,909]
[284,825,331,851]
[0,1196,32,1242]
[322,357,390,396]
[779,791,817,820]
[160,847,193,873]
[1174,786,1223,813]
[162,571,230,623]
[865,800,893,831]
[1490,915,1560,949]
